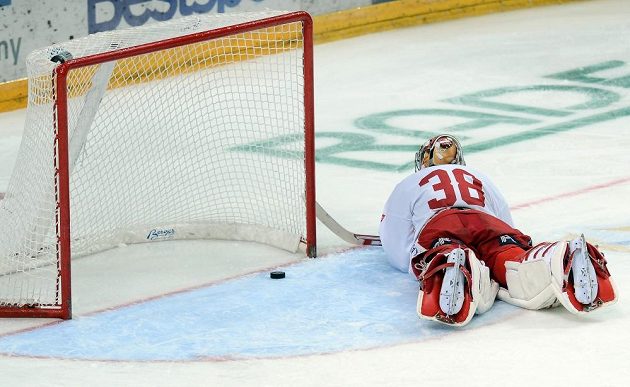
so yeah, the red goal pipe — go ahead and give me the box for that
[67,12,315,69]
[0,59,73,320]
[301,14,317,258]
[55,63,73,320]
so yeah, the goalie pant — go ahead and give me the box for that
[411,207,532,288]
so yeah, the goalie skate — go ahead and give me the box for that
[570,235,598,304]
[551,235,618,314]
[440,248,466,316]
[416,247,497,327]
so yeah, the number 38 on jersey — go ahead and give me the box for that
[419,168,485,210]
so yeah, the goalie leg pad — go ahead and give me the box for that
[498,241,564,310]
[416,246,498,327]
[550,235,618,314]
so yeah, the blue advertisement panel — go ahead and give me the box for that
[0,0,373,82]
[88,0,267,34]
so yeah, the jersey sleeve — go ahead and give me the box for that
[379,213,415,274]
[379,181,417,274]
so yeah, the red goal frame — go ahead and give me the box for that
[0,11,315,320]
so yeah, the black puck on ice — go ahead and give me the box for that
[270,271,285,279]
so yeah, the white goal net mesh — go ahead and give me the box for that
[0,11,309,310]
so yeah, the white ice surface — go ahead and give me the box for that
[1,0,630,386]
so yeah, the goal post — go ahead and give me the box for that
[0,11,316,319]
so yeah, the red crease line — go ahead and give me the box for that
[511,176,630,211]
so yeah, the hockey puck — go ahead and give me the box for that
[270,271,285,279]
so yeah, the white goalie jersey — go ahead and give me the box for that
[379,164,513,274]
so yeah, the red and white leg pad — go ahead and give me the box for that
[551,235,618,314]
[499,236,618,314]
[416,247,498,327]
[498,241,563,310]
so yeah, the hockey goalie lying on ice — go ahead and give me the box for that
[379,134,618,327]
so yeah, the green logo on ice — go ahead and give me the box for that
[236,60,630,171]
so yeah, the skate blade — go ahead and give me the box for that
[571,235,598,305]
[439,249,466,315]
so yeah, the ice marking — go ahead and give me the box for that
[0,248,517,361]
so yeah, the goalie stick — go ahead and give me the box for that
[315,201,381,246]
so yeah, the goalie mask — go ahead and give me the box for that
[415,134,466,172]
